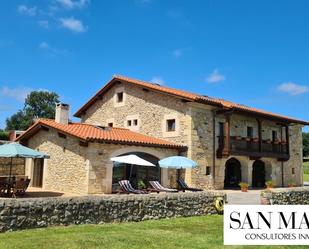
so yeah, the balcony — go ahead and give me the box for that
[217,136,289,161]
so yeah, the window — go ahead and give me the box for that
[292,168,295,175]
[133,119,138,126]
[127,120,132,126]
[219,122,224,137]
[247,126,253,138]
[206,166,211,176]
[166,119,176,132]
[108,123,113,127]
[116,92,124,103]
[162,114,179,137]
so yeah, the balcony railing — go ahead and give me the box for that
[217,136,289,160]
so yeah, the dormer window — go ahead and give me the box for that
[166,119,176,132]
[116,92,123,103]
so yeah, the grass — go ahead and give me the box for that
[303,161,309,182]
[0,216,308,249]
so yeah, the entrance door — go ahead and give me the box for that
[32,159,44,187]
[252,160,265,188]
[224,158,241,188]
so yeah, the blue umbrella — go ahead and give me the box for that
[158,156,197,169]
[0,143,49,159]
[0,143,49,194]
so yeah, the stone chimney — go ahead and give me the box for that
[55,103,69,125]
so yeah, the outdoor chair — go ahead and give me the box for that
[12,178,30,198]
[118,180,148,194]
[148,181,178,193]
[177,179,203,192]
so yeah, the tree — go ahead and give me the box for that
[303,132,309,158]
[0,129,9,140]
[5,91,59,131]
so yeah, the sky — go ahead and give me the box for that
[0,0,309,131]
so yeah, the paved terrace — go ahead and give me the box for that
[0,187,262,205]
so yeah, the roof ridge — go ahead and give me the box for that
[73,74,309,125]
[113,74,201,98]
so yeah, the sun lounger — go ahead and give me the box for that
[177,179,203,192]
[148,181,178,193]
[118,180,148,194]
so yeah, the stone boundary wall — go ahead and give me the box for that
[261,187,309,205]
[0,192,225,232]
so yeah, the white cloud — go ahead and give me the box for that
[59,17,87,33]
[150,77,165,85]
[206,69,226,83]
[39,41,50,49]
[56,0,89,9]
[38,20,49,29]
[0,86,32,102]
[17,5,37,16]
[38,42,68,58]
[172,49,183,59]
[278,82,309,96]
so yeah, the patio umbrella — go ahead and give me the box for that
[158,156,197,169]
[159,156,198,181]
[110,154,155,180]
[0,143,49,189]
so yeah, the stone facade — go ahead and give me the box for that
[23,81,304,193]
[81,82,190,145]
[78,82,304,190]
[0,191,225,232]
[26,128,179,194]
[0,158,25,176]
[27,129,88,194]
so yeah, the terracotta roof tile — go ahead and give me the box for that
[73,75,308,125]
[16,119,185,149]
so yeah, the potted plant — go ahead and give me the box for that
[260,189,272,205]
[288,180,296,188]
[265,180,274,189]
[137,180,146,190]
[239,182,249,192]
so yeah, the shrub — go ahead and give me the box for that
[0,131,9,140]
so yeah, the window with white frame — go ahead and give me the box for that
[125,115,140,131]
[162,114,179,137]
[114,87,126,107]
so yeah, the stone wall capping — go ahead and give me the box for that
[0,191,225,232]
[261,187,309,205]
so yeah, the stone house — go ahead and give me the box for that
[17,75,308,194]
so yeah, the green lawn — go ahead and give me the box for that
[303,161,309,182]
[0,216,307,249]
